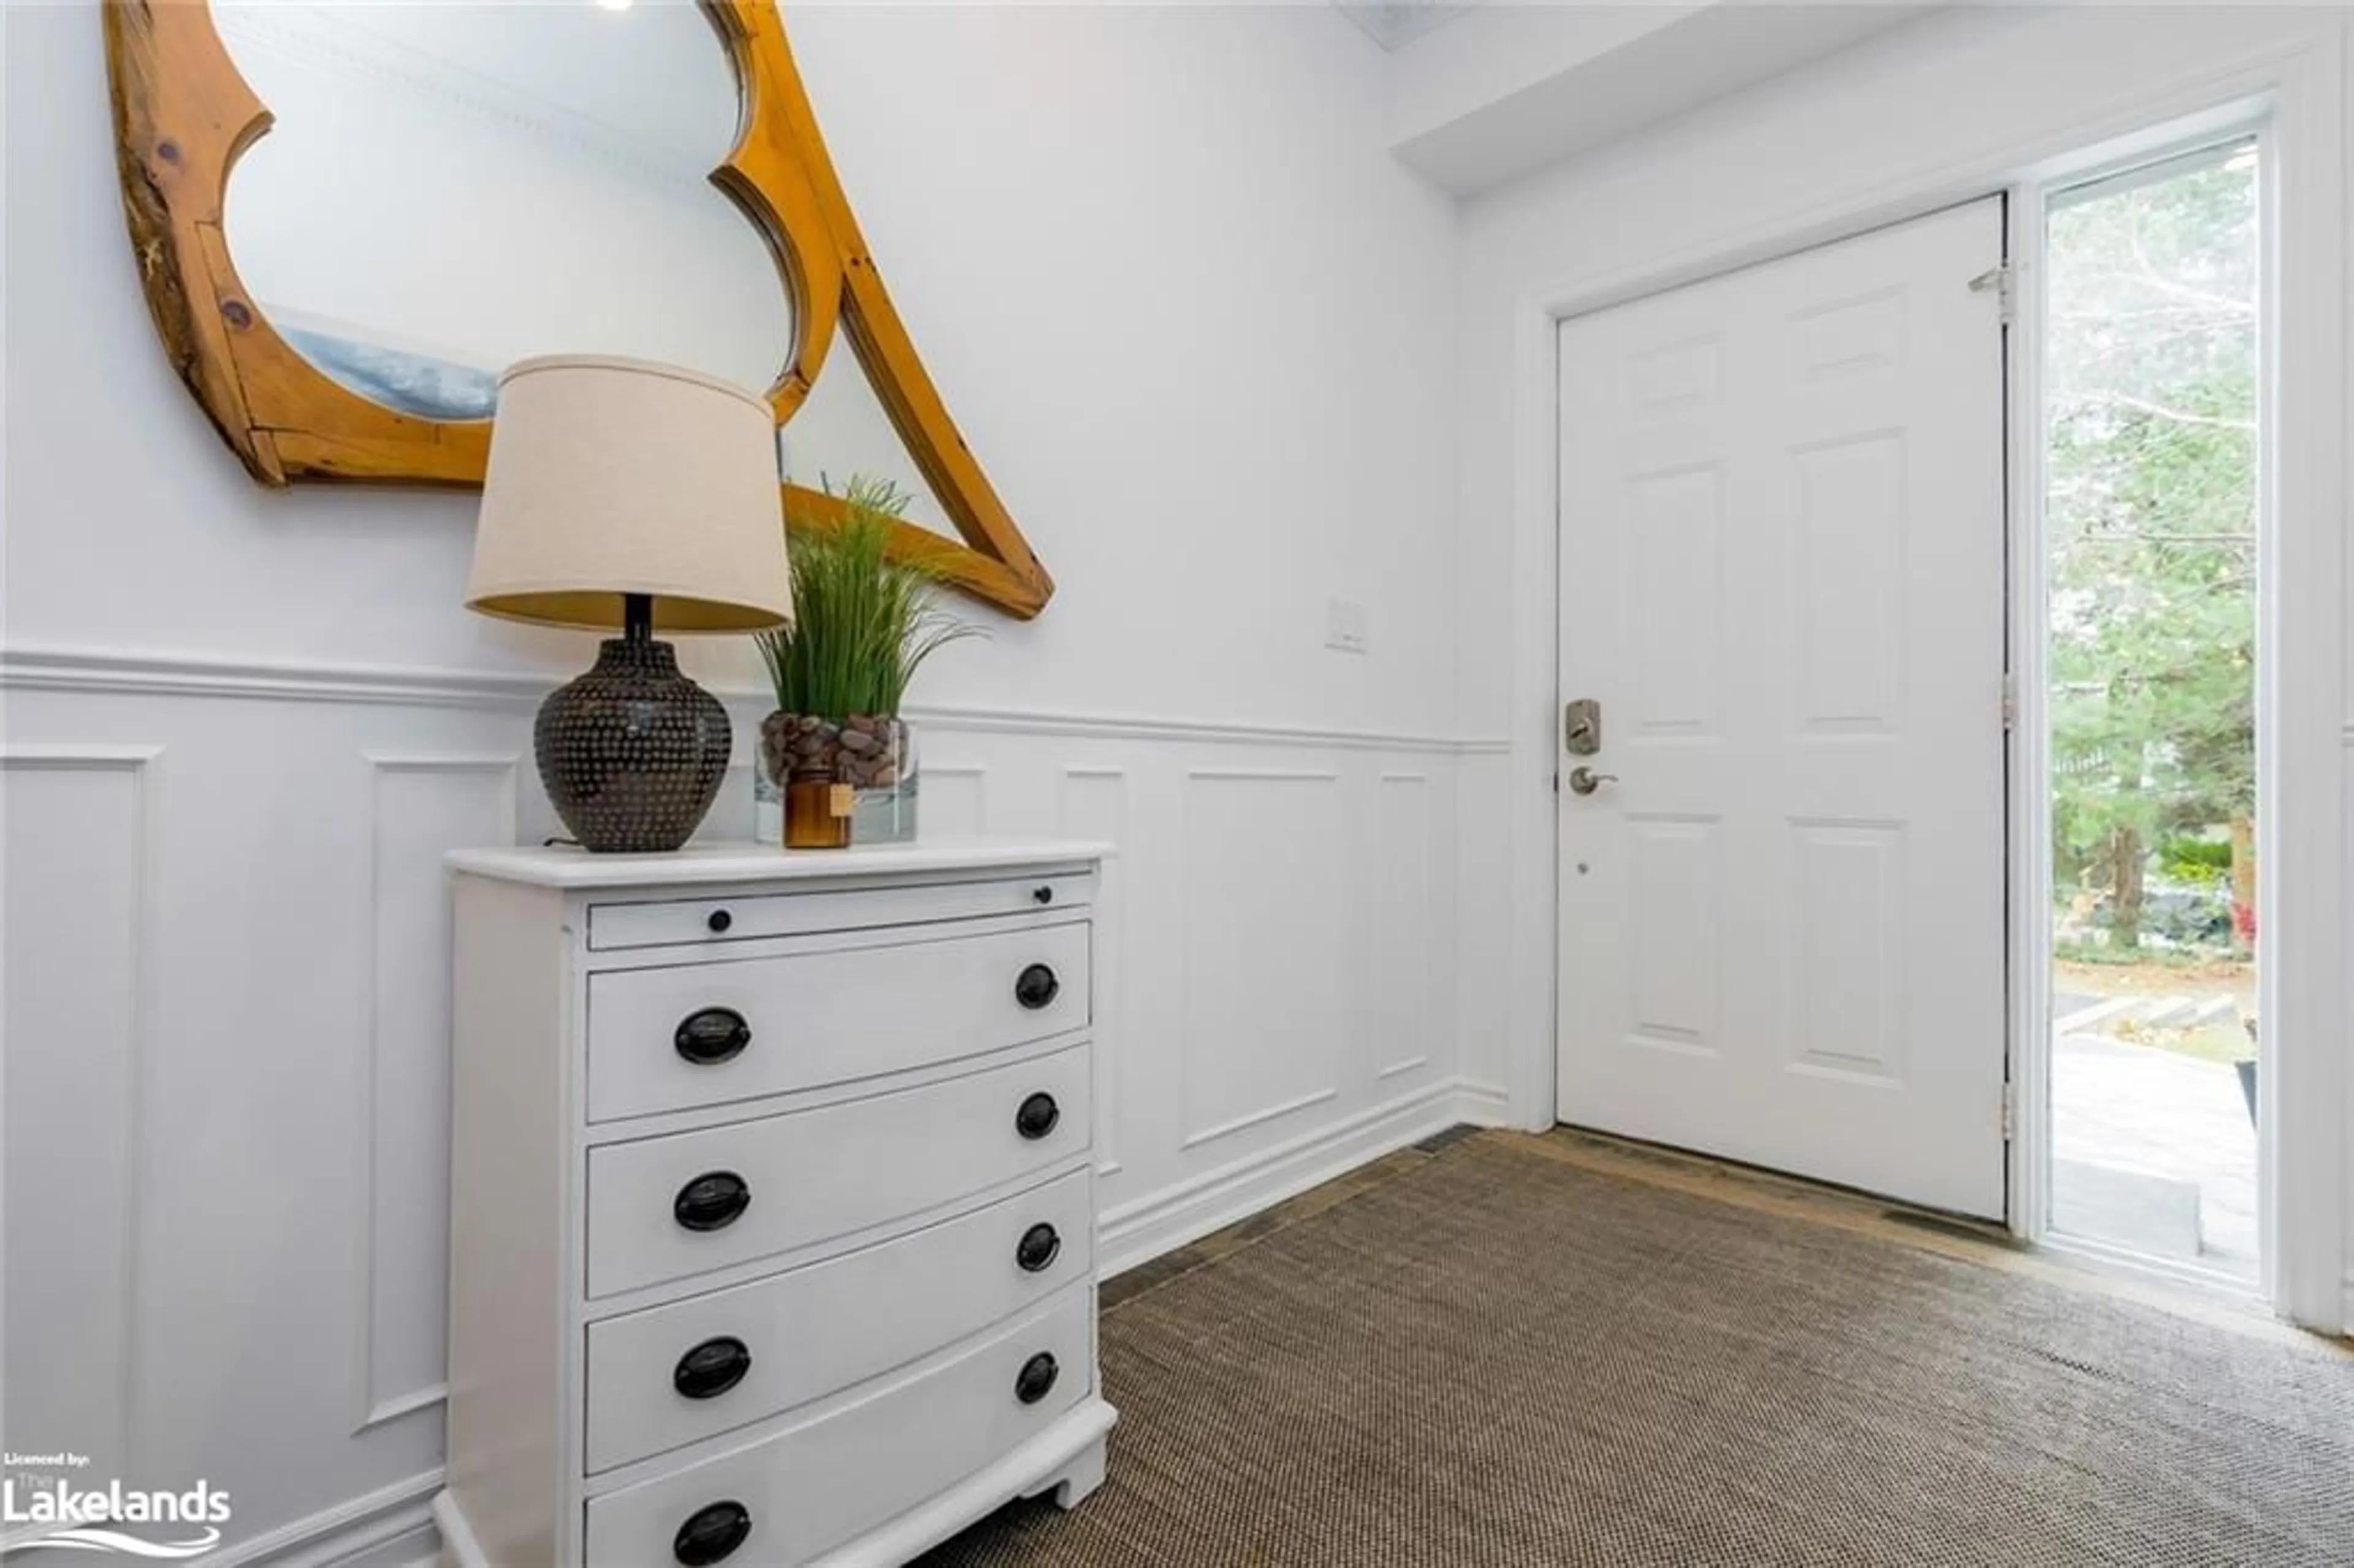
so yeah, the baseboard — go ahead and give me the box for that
[1454,1079,1513,1127]
[428,1491,486,1568]
[203,1469,440,1568]
[1096,1081,1473,1277]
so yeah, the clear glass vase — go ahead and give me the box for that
[760,712,855,848]
[753,766,785,847]
[851,718,918,844]
[755,715,917,846]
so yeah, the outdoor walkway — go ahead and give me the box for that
[2052,1029,2257,1276]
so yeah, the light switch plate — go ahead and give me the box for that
[1324,597,1370,655]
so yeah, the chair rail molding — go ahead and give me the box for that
[0,642,1510,754]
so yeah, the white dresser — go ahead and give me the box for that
[433,840,1117,1568]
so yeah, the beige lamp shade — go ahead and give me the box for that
[467,355,791,634]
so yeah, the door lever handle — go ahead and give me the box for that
[1566,766,1618,796]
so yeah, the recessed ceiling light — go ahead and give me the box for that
[593,0,633,12]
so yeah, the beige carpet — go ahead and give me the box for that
[921,1133,2354,1567]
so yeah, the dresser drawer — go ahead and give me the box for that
[586,922,1090,1123]
[585,1045,1091,1299]
[584,1167,1092,1474]
[584,1287,1091,1568]
[587,869,1097,951]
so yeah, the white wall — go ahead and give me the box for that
[777,4,1463,727]
[0,3,1488,1559]
[1453,3,2352,1330]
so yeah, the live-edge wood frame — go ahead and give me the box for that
[101,0,1054,618]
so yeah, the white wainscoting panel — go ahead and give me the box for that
[1059,766,1130,1176]
[1179,770,1349,1150]
[706,755,760,843]
[0,649,1491,1562]
[1,747,159,1482]
[922,762,991,839]
[1454,748,1517,1114]
[1375,771,1435,1083]
[357,755,518,1434]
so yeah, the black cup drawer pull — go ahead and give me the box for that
[674,1007,751,1066]
[673,1501,752,1566]
[1015,1092,1060,1141]
[1016,1222,1062,1274]
[673,1336,753,1400]
[1015,1351,1059,1406]
[1014,963,1061,1011]
[674,1171,751,1232]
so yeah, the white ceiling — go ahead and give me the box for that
[1333,1,1486,53]
[1370,2,1953,196]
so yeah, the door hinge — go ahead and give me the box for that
[2000,1081,2016,1141]
[2000,672,2017,733]
[1969,262,2014,324]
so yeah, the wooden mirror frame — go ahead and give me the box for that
[102,0,1053,617]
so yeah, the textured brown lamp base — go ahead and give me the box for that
[536,597,731,853]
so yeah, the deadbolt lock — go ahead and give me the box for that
[1564,698,1602,756]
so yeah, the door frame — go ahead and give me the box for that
[1509,33,2347,1330]
[2008,118,2276,1291]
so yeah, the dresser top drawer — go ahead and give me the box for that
[587,867,1095,953]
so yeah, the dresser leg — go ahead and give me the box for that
[1033,1434,1107,1512]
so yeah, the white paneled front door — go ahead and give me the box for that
[1555,199,2008,1219]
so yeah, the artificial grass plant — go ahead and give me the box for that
[754,476,983,723]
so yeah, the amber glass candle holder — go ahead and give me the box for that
[783,769,854,850]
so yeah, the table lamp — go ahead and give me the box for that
[467,355,791,852]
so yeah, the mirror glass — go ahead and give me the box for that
[216,0,791,421]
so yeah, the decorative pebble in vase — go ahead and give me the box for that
[848,716,918,844]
